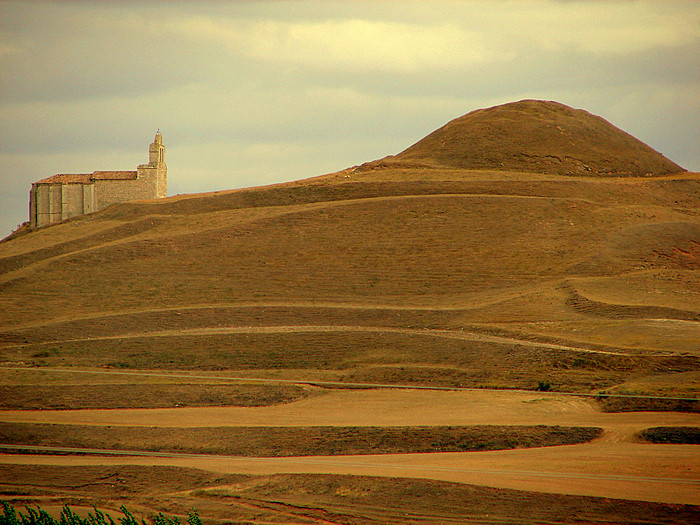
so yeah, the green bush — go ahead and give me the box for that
[0,503,202,525]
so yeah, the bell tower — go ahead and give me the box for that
[145,131,167,197]
[149,131,165,165]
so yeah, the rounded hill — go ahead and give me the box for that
[394,100,685,177]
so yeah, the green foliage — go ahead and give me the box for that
[0,503,201,525]
[0,503,17,525]
[186,510,201,525]
[152,508,201,525]
[116,506,143,525]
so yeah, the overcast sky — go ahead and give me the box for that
[1,0,698,237]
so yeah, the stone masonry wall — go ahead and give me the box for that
[31,183,97,227]
[31,184,62,227]
[61,184,87,220]
[94,169,158,210]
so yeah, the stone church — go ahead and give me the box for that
[29,132,167,228]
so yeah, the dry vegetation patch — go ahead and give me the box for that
[2,465,697,524]
[0,305,457,344]
[636,427,700,444]
[4,328,696,392]
[0,423,602,456]
[0,383,311,410]
[0,464,247,498]
[597,396,699,413]
[212,473,700,524]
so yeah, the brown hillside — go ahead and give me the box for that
[1,170,698,394]
[394,100,685,176]
[0,101,697,395]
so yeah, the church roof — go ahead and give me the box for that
[91,170,138,180]
[35,171,137,184]
[36,173,93,184]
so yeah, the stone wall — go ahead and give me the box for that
[95,171,158,210]
[62,184,95,220]
[30,183,97,228]
[29,184,59,228]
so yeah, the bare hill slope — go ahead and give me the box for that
[0,102,697,395]
[394,100,686,176]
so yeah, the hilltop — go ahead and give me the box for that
[393,99,685,176]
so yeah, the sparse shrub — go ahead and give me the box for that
[535,381,551,392]
[572,358,588,368]
[107,361,132,369]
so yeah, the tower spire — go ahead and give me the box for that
[149,130,164,164]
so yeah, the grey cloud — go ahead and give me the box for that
[1,1,698,238]
[0,3,228,104]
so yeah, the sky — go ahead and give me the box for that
[1,0,698,237]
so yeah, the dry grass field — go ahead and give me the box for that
[1,170,697,397]
[0,100,698,522]
[0,422,602,456]
[3,466,698,524]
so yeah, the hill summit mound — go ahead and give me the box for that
[394,100,685,177]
